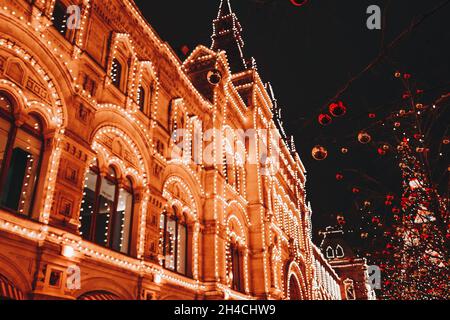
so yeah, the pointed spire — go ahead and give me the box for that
[217,0,232,18]
[211,0,247,72]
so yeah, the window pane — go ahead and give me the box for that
[111,187,133,253]
[80,170,98,240]
[0,117,11,171]
[164,218,176,271]
[95,176,116,246]
[137,86,145,111]
[1,128,41,215]
[52,0,68,35]
[177,223,187,275]
[231,246,242,292]
[111,59,122,88]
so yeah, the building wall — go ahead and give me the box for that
[0,0,342,300]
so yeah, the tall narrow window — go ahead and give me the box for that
[137,86,146,112]
[80,166,99,239]
[111,58,123,89]
[111,178,133,253]
[80,165,134,255]
[159,209,188,275]
[95,167,117,245]
[230,243,244,292]
[52,0,68,36]
[0,93,43,217]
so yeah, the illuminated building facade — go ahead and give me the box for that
[0,0,368,300]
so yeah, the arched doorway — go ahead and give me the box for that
[288,274,302,300]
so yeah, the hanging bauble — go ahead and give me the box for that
[364,200,371,207]
[181,45,190,56]
[443,137,450,145]
[403,73,411,80]
[392,207,400,214]
[382,144,390,151]
[329,101,347,117]
[416,89,424,95]
[337,215,346,225]
[207,69,222,85]
[341,147,348,154]
[378,147,387,156]
[402,92,411,100]
[357,131,371,144]
[352,187,360,194]
[361,232,368,239]
[416,147,425,153]
[368,113,376,119]
[416,103,425,110]
[394,71,401,78]
[386,194,395,201]
[335,173,344,181]
[311,145,328,161]
[318,114,332,126]
[372,217,380,224]
[446,233,450,240]
[399,109,406,116]
[385,200,392,206]
[394,122,401,128]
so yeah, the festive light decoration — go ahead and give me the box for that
[318,113,332,126]
[329,101,347,117]
[357,131,372,144]
[314,66,449,300]
[0,0,360,302]
[312,145,328,161]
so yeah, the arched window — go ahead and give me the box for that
[289,275,302,300]
[326,246,335,259]
[0,93,43,216]
[159,207,188,275]
[230,243,244,292]
[111,58,123,89]
[137,86,146,112]
[80,165,134,254]
[335,245,345,258]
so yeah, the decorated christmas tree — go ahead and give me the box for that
[381,119,449,300]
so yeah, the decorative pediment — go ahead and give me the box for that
[0,51,50,103]
[97,131,139,170]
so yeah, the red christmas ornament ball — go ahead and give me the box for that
[329,101,347,117]
[318,114,332,126]
[378,147,387,156]
[312,145,328,161]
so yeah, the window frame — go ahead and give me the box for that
[0,96,44,218]
[51,0,77,43]
[230,242,244,293]
[160,209,189,276]
[110,56,128,93]
[80,165,135,255]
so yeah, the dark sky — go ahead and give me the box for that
[134,0,450,247]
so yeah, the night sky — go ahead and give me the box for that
[134,0,450,250]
